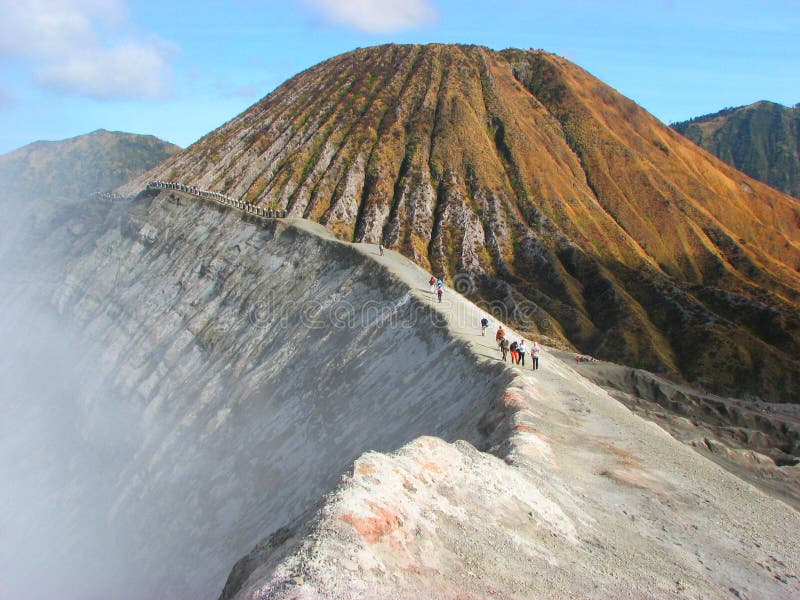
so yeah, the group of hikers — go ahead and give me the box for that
[494,323,541,370]
[426,275,541,369]
[428,276,444,303]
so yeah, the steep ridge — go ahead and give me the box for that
[122,44,800,402]
[673,101,800,199]
[221,219,800,600]
[0,192,509,599]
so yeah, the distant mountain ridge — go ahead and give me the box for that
[673,101,800,198]
[124,44,800,401]
[0,129,180,202]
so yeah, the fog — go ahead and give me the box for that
[0,193,506,598]
[0,302,141,598]
[0,198,147,599]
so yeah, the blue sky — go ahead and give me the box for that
[0,0,798,153]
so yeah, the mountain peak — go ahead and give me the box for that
[673,100,800,199]
[127,45,800,401]
[0,130,181,201]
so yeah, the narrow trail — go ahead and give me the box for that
[336,221,553,375]
[244,219,800,600]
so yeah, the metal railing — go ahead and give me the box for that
[146,181,288,219]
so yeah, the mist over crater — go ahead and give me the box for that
[0,193,508,598]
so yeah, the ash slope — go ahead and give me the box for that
[123,44,800,402]
[0,192,509,599]
[223,233,800,600]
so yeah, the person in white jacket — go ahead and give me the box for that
[531,341,541,370]
[517,341,527,366]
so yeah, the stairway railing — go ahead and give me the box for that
[146,181,288,218]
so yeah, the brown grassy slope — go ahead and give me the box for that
[122,44,800,401]
[508,52,800,291]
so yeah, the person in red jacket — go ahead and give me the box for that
[509,340,519,364]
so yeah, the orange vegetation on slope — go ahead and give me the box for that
[126,44,800,401]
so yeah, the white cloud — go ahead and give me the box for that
[303,0,437,33]
[36,41,173,99]
[0,0,174,100]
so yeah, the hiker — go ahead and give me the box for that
[437,287,443,303]
[480,316,489,336]
[517,340,527,366]
[379,243,384,256]
[509,341,519,364]
[495,326,506,345]
[500,337,509,362]
[531,341,541,370]
[429,276,437,293]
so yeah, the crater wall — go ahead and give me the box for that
[0,194,508,599]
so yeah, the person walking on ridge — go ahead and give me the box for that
[429,276,437,294]
[496,326,506,346]
[509,341,519,364]
[517,340,527,366]
[499,337,509,362]
[480,316,489,336]
[379,243,384,256]
[531,341,541,370]
[437,287,443,303]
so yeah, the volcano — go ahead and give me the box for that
[125,44,800,401]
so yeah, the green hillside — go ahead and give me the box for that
[673,101,800,198]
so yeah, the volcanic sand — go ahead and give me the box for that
[227,219,800,600]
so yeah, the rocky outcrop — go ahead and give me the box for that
[122,44,800,402]
[223,362,800,599]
